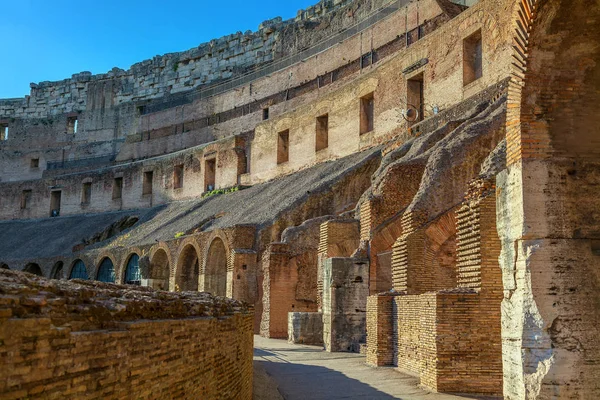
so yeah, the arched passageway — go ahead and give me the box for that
[205,238,228,297]
[149,249,170,290]
[124,254,141,285]
[97,258,115,283]
[50,261,64,279]
[69,260,88,280]
[176,245,199,291]
[23,263,42,276]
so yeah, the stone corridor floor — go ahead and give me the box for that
[253,335,501,400]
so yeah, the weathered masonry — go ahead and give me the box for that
[0,0,599,398]
[0,269,253,399]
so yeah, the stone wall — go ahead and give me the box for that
[0,269,254,399]
[322,257,369,352]
[0,0,395,119]
[0,0,467,217]
[0,135,243,220]
[498,0,600,397]
[288,312,324,345]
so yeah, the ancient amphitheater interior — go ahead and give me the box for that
[1,0,599,398]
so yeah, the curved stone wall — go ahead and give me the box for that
[0,0,516,221]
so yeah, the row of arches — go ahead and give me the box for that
[1,236,230,298]
[1,256,141,284]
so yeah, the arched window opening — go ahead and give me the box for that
[125,254,141,285]
[176,245,199,292]
[70,260,88,280]
[205,238,228,297]
[51,261,64,279]
[149,249,170,290]
[97,258,115,283]
[24,263,42,276]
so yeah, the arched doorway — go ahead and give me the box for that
[50,261,64,279]
[97,258,115,283]
[23,263,42,276]
[124,254,141,285]
[149,249,170,290]
[69,260,88,280]
[176,244,199,291]
[205,238,228,297]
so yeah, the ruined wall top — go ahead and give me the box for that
[0,269,250,331]
[0,0,393,119]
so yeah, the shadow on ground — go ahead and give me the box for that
[253,359,399,400]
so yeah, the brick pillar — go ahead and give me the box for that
[317,220,360,311]
[366,293,395,366]
[260,243,292,338]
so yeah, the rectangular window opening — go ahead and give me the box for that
[263,108,269,120]
[50,191,61,217]
[67,116,78,134]
[173,164,184,189]
[407,73,424,124]
[360,93,374,135]
[463,30,483,86]
[0,123,8,141]
[205,159,216,192]
[81,182,92,205]
[277,130,290,164]
[316,114,329,152]
[21,190,32,210]
[143,171,153,195]
[113,177,123,200]
[30,158,39,168]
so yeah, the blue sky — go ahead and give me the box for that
[0,0,317,98]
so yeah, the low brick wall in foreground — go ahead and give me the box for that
[0,270,254,400]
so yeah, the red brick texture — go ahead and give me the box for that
[0,270,254,400]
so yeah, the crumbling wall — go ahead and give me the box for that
[288,312,324,345]
[322,257,369,352]
[0,269,254,400]
[0,0,398,119]
[499,0,600,397]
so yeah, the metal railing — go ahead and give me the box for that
[142,0,405,114]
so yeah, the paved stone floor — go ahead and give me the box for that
[254,335,501,400]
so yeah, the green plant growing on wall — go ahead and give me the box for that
[174,232,185,238]
[201,186,240,199]
[173,62,179,73]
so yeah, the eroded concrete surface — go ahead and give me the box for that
[253,335,501,400]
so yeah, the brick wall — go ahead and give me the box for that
[260,243,317,338]
[366,293,396,366]
[366,180,502,395]
[317,219,360,309]
[0,270,254,400]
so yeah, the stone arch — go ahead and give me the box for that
[96,257,116,283]
[203,237,228,297]
[498,0,600,397]
[424,210,457,290]
[69,259,89,280]
[149,244,171,291]
[175,241,201,292]
[123,253,141,286]
[23,263,42,276]
[50,261,64,280]
[94,251,119,282]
